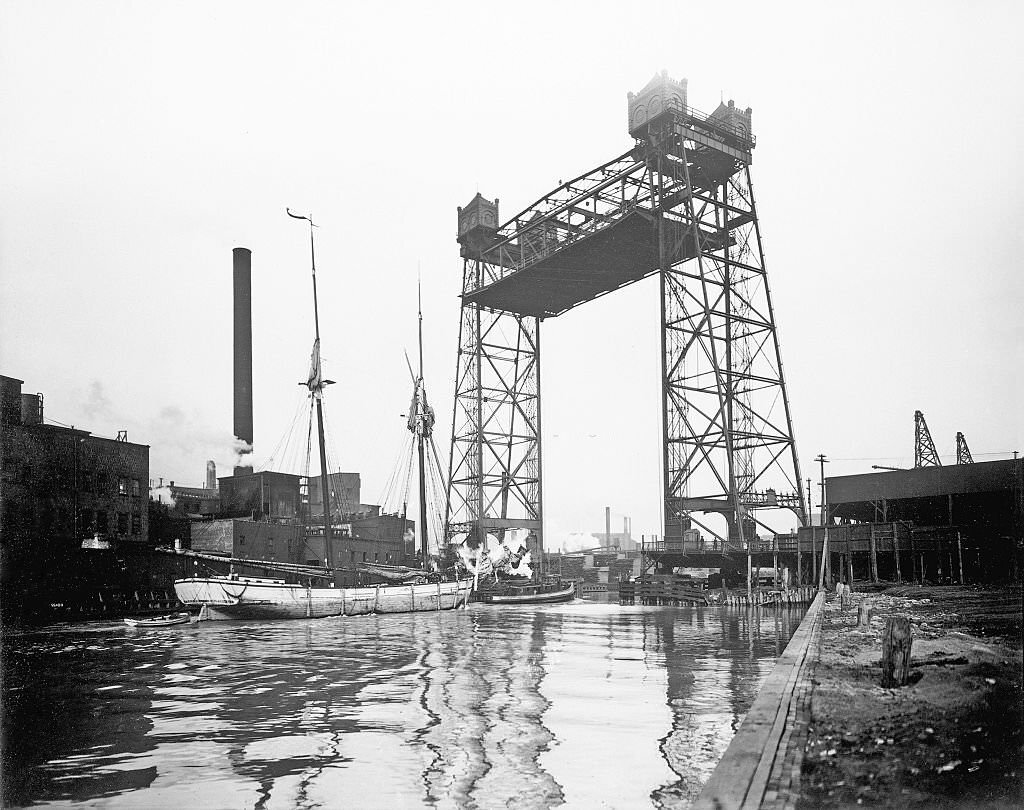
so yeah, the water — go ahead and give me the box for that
[3,602,804,809]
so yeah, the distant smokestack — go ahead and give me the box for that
[233,247,254,476]
[206,460,217,490]
[605,506,611,546]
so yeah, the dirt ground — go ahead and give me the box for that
[798,584,1023,809]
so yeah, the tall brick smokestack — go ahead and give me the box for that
[233,247,254,476]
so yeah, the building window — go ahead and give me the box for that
[362,551,367,562]
[81,470,92,491]
[350,550,355,562]
[385,553,391,563]
[118,478,130,496]
[131,479,140,497]
[131,514,141,535]
[117,513,129,534]
[239,535,246,546]
[96,473,107,495]
[374,553,379,563]
[79,509,94,533]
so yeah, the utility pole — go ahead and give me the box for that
[807,476,814,587]
[815,454,829,590]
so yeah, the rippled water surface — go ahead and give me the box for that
[3,602,804,808]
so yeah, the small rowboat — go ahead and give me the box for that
[123,612,191,627]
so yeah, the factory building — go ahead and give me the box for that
[0,374,170,621]
[1,375,150,551]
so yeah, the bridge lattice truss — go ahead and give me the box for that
[446,105,805,552]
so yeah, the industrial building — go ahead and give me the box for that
[811,458,1023,584]
[646,455,1022,589]
[0,374,177,621]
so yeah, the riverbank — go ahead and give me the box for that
[799,585,1023,808]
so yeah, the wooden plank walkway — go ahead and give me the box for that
[693,591,825,810]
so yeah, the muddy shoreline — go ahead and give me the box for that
[798,585,1022,808]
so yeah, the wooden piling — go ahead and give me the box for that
[747,550,752,602]
[817,528,829,590]
[797,539,802,586]
[869,526,879,582]
[811,526,818,589]
[957,531,965,584]
[893,522,902,583]
[881,615,913,688]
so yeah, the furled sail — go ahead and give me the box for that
[307,338,322,393]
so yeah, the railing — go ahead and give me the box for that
[657,99,756,150]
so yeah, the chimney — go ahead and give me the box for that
[605,506,611,547]
[20,392,43,426]
[206,460,217,490]
[233,247,254,476]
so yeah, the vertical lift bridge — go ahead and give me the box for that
[446,72,806,559]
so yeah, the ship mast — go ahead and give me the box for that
[288,208,334,571]
[416,281,429,569]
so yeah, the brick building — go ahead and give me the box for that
[1,375,154,620]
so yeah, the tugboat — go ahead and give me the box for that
[463,531,576,605]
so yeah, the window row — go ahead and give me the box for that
[78,509,142,536]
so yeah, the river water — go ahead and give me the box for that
[3,601,804,809]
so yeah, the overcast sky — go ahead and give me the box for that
[2,1,1021,548]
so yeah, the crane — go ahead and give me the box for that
[956,431,974,464]
[914,410,942,467]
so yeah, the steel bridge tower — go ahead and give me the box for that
[446,72,805,557]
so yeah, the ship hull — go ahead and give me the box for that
[174,576,473,620]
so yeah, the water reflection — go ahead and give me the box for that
[2,603,803,808]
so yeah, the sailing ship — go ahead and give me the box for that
[174,211,472,620]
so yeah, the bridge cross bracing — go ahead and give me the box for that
[446,74,806,559]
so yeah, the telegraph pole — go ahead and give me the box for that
[815,454,829,590]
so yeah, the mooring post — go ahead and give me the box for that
[957,531,965,584]
[881,615,913,687]
[858,598,872,627]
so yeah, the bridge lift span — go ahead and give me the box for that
[445,72,806,561]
